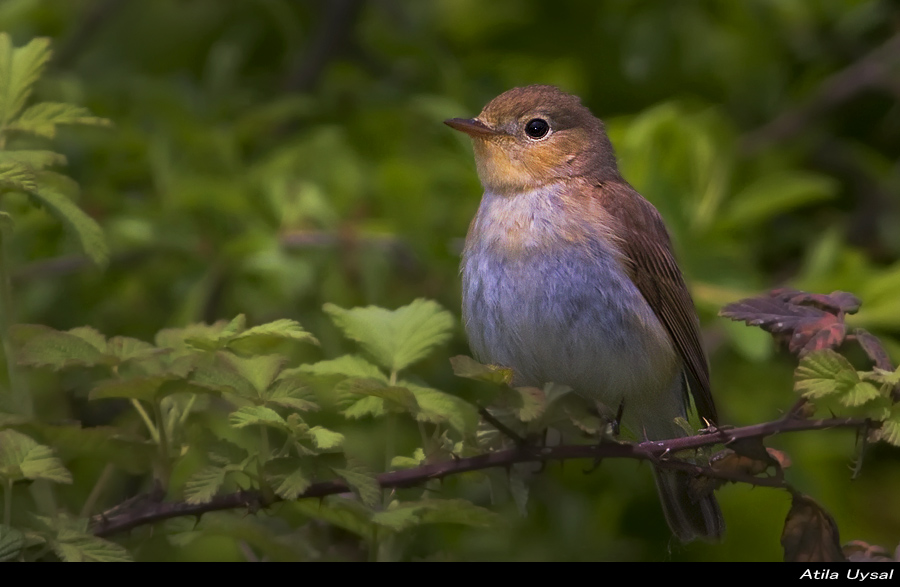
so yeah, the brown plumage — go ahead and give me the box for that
[447,85,723,542]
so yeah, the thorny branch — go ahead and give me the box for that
[91,414,866,538]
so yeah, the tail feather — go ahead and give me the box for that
[654,468,724,542]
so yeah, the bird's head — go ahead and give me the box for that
[445,85,620,195]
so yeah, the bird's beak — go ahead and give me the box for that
[444,118,500,138]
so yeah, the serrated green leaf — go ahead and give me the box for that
[10,324,109,370]
[324,299,454,372]
[878,404,900,446]
[0,34,52,125]
[265,458,311,500]
[0,149,66,170]
[794,350,855,399]
[391,448,425,470]
[337,378,419,415]
[221,353,285,398]
[308,426,344,450]
[405,383,479,436]
[840,381,882,407]
[298,355,387,381]
[189,352,265,399]
[52,529,132,562]
[334,458,381,509]
[372,499,500,531]
[227,319,318,354]
[0,525,25,562]
[28,181,109,268]
[341,396,386,419]
[0,160,36,192]
[229,405,287,429]
[156,320,230,350]
[183,465,227,505]
[66,326,107,352]
[289,499,374,538]
[266,378,318,412]
[0,429,71,484]
[105,336,160,363]
[8,102,111,138]
[508,386,546,422]
[450,355,514,385]
[862,367,900,386]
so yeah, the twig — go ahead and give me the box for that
[91,415,867,537]
[282,0,364,93]
[741,31,900,154]
[53,0,131,69]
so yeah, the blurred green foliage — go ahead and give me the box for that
[0,0,899,561]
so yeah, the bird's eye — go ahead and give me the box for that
[524,118,550,139]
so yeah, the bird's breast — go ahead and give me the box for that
[461,186,680,412]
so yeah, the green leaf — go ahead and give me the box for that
[105,336,161,363]
[324,299,454,372]
[308,426,344,450]
[229,405,287,430]
[405,383,479,436]
[0,429,71,484]
[298,355,386,381]
[183,465,227,505]
[879,404,900,447]
[52,529,132,562]
[337,378,419,415]
[227,319,319,354]
[0,525,25,562]
[289,499,374,538]
[724,171,837,228]
[450,355,514,385]
[265,458,311,500]
[506,386,546,422]
[391,448,425,470]
[372,499,500,531]
[862,367,900,386]
[89,375,188,403]
[0,149,66,170]
[7,102,112,138]
[794,350,854,399]
[840,381,882,407]
[334,457,381,509]
[26,423,154,476]
[10,324,109,370]
[220,353,284,399]
[0,34,52,126]
[267,377,318,411]
[0,161,36,192]
[28,181,109,268]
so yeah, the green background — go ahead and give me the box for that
[2,0,900,561]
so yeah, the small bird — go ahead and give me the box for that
[445,85,723,542]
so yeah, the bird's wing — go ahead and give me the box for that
[594,181,717,424]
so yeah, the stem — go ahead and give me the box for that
[0,230,31,416]
[3,478,11,526]
[80,463,116,518]
[132,399,159,443]
[153,401,170,486]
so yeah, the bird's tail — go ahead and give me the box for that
[653,467,724,542]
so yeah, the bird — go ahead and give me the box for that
[445,85,724,542]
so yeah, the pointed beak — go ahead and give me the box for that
[444,118,499,138]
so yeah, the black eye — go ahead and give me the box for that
[524,118,550,139]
